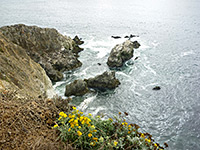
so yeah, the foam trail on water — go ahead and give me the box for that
[78,94,97,111]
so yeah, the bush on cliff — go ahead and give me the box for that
[54,107,167,150]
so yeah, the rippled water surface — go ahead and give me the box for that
[1,0,200,149]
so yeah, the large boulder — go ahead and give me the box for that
[0,24,83,82]
[65,79,89,96]
[84,71,120,91]
[0,32,55,98]
[107,40,140,68]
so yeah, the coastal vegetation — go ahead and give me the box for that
[54,107,167,150]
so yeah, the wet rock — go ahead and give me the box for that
[107,40,140,68]
[65,79,89,96]
[111,36,121,39]
[134,56,139,60]
[132,41,140,49]
[84,71,120,91]
[124,34,139,39]
[152,86,161,90]
[0,24,83,82]
[73,35,84,45]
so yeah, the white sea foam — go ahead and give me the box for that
[180,50,194,57]
[78,94,97,111]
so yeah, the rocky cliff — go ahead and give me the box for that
[0,24,83,82]
[0,32,55,98]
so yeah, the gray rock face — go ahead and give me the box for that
[0,32,55,98]
[0,24,83,82]
[107,40,140,68]
[85,71,120,91]
[65,79,89,96]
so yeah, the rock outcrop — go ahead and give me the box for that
[65,79,89,97]
[64,71,120,96]
[107,40,140,68]
[85,71,120,91]
[0,24,83,82]
[0,32,55,98]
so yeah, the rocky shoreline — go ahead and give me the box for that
[0,24,141,99]
[0,24,142,150]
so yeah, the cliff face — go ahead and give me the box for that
[0,24,83,82]
[0,32,55,98]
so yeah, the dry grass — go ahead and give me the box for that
[0,90,75,150]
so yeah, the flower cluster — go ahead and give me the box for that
[53,108,167,150]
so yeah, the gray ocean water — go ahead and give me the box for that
[1,0,200,149]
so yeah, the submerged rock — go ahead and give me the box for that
[0,32,55,98]
[107,40,140,68]
[65,79,89,96]
[85,71,120,91]
[152,86,161,90]
[111,36,121,39]
[0,24,83,82]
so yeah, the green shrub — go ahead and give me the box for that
[53,107,166,149]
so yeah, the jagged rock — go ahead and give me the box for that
[0,24,83,82]
[0,32,55,98]
[107,40,140,68]
[84,71,120,91]
[73,35,84,45]
[65,79,89,96]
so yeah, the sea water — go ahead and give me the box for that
[1,0,200,149]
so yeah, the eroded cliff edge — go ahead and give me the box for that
[0,24,83,98]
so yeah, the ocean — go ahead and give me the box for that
[1,0,200,149]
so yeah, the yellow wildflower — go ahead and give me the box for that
[114,141,118,147]
[69,119,74,123]
[109,118,113,122]
[53,124,58,128]
[73,106,76,110]
[71,124,74,128]
[77,131,82,136]
[93,130,97,132]
[72,115,75,118]
[141,133,145,138]
[74,119,78,124]
[154,143,158,147]
[145,138,151,143]
[80,112,83,115]
[93,137,98,142]
[128,131,131,134]
[124,122,128,126]
[78,126,81,129]
[58,116,62,120]
[88,133,92,137]
[63,113,67,118]
[88,113,92,116]
[91,125,95,129]
[80,116,84,121]
[68,128,71,132]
